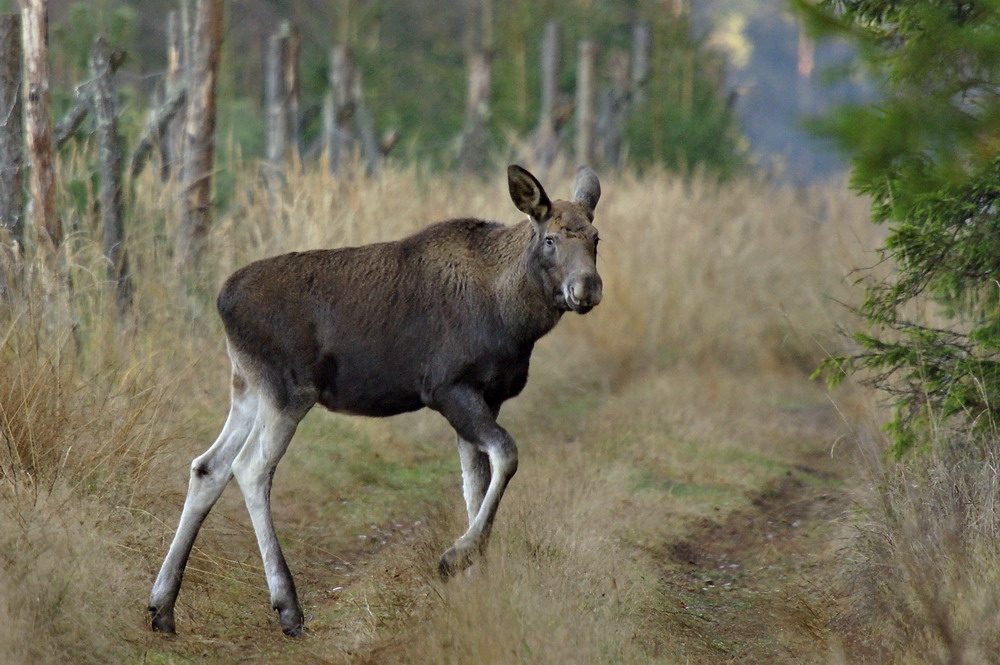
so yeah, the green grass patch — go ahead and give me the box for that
[281,410,456,529]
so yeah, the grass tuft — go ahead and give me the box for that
[836,428,1000,663]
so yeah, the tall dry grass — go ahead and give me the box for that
[833,420,1000,664]
[0,249,182,662]
[0,161,876,663]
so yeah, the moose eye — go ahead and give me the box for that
[544,236,556,247]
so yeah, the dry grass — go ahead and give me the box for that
[0,254,179,663]
[0,162,878,664]
[833,424,1000,665]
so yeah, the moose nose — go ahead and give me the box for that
[569,272,603,310]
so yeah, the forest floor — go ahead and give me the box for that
[137,361,863,665]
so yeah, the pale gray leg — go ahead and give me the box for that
[436,388,517,578]
[230,397,306,636]
[149,386,258,634]
[457,436,491,526]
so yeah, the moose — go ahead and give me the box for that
[149,165,603,636]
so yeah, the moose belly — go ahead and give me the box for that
[324,391,425,417]
[312,355,532,417]
[313,351,425,417]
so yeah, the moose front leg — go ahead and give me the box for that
[455,403,498,526]
[457,437,491,525]
[437,388,518,578]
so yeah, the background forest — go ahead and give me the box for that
[2,0,853,181]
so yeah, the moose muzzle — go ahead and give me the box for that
[564,272,603,314]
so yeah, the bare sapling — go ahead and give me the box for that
[148,164,604,636]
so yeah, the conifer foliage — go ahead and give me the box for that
[803,0,1000,455]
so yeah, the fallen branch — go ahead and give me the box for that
[53,101,89,151]
[379,128,401,157]
[53,47,126,150]
[129,86,187,179]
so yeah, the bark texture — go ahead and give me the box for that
[20,0,60,246]
[0,14,23,243]
[90,37,131,310]
[177,0,223,268]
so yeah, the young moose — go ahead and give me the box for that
[149,165,603,636]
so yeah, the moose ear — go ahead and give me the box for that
[572,166,601,216]
[508,165,552,222]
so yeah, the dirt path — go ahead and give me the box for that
[658,474,843,661]
[654,449,849,662]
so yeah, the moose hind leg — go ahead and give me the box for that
[231,397,307,636]
[149,387,258,634]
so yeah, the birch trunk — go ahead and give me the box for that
[177,0,223,268]
[263,27,288,193]
[534,20,561,172]
[160,8,185,181]
[325,44,356,174]
[596,50,630,168]
[20,0,59,247]
[282,22,303,168]
[575,40,597,168]
[631,22,651,107]
[457,50,492,175]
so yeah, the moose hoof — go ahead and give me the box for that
[149,606,176,635]
[277,605,304,637]
[438,545,475,580]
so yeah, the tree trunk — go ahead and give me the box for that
[321,89,334,171]
[534,20,561,173]
[325,44,356,174]
[53,95,90,150]
[458,49,493,175]
[352,69,379,177]
[160,8,185,181]
[0,13,22,297]
[282,21,303,168]
[797,25,814,111]
[631,21,651,108]
[177,0,223,269]
[130,86,187,180]
[53,47,125,151]
[596,50,630,169]
[575,40,597,168]
[0,14,23,246]
[264,27,288,194]
[20,0,60,247]
[90,37,131,311]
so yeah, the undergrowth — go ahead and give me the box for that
[836,424,1000,664]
